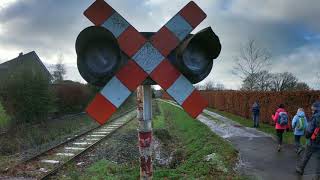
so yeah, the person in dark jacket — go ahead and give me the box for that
[252,101,260,128]
[296,101,320,176]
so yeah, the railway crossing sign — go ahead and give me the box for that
[77,0,221,125]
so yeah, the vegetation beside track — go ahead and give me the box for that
[0,101,10,131]
[53,111,140,179]
[0,94,135,173]
[207,108,306,145]
[152,101,240,179]
[0,115,97,172]
[60,100,241,179]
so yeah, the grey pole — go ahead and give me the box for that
[143,85,152,130]
[138,85,153,179]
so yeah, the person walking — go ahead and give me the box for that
[272,104,289,152]
[252,101,260,128]
[305,113,312,147]
[291,108,308,154]
[296,101,320,176]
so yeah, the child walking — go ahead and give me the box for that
[291,108,307,154]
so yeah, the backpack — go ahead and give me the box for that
[311,128,320,143]
[252,106,259,114]
[296,116,305,131]
[311,117,320,143]
[278,112,288,126]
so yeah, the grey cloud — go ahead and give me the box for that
[0,0,93,63]
[0,0,158,84]
[271,44,320,89]
[0,0,319,89]
[0,0,159,62]
[228,0,320,32]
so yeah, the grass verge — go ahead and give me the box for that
[70,100,242,179]
[153,101,240,179]
[207,108,306,145]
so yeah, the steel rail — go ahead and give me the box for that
[23,107,135,164]
[40,110,136,179]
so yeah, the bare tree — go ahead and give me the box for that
[270,73,282,91]
[294,82,310,91]
[215,83,225,90]
[195,81,225,90]
[241,71,271,91]
[270,72,298,91]
[255,70,272,91]
[233,40,271,79]
[204,81,215,90]
[241,73,257,91]
[241,71,309,91]
[52,54,66,83]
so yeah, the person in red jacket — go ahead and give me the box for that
[272,104,289,152]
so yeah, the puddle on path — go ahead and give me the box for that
[198,114,261,139]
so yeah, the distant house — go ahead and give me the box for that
[0,51,52,83]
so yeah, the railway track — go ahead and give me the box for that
[6,109,136,179]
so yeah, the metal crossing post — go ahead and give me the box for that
[137,86,144,124]
[80,1,217,125]
[78,1,221,179]
[138,85,153,179]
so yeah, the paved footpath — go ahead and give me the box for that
[199,109,319,180]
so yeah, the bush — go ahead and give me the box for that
[3,67,53,124]
[51,81,94,114]
[0,101,10,129]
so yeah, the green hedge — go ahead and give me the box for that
[0,101,10,129]
[3,67,53,124]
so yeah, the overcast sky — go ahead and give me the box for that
[0,0,319,89]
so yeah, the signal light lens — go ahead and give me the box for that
[169,27,221,84]
[76,26,126,87]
